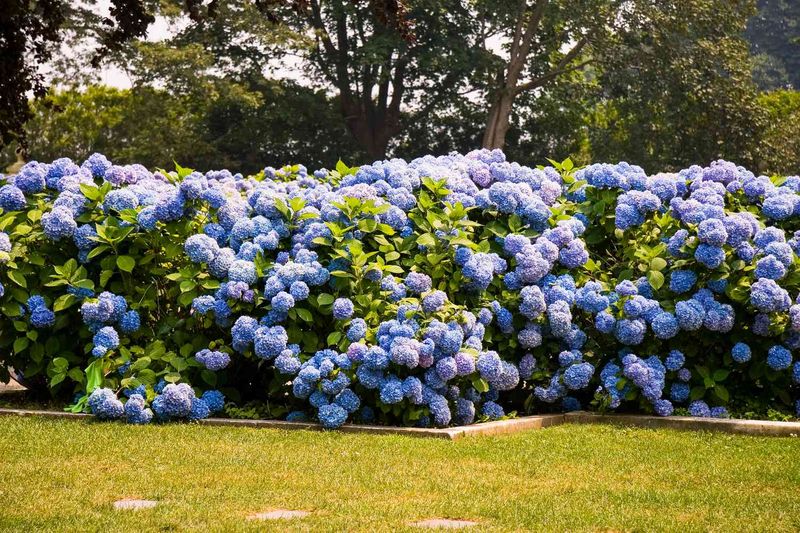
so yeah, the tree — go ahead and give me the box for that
[0,0,416,156]
[279,0,481,160]
[1,0,66,149]
[0,85,213,170]
[746,0,800,89]
[1,82,364,174]
[757,90,800,175]
[0,0,157,150]
[475,0,612,150]
[395,71,593,167]
[589,0,765,171]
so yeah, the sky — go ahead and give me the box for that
[98,8,178,88]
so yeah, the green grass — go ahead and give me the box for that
[0,417,798,532]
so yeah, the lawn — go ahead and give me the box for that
[0,417,798,532]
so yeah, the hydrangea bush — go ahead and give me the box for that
[1,151,799,427]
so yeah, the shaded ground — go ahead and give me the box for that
[0,417,798,531]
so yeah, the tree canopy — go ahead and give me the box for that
[2,0,799,174]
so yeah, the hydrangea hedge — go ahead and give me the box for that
[1,150,799,428]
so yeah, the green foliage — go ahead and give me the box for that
[591,0,765,172]
[746,0,800,90]
[1,82,363,175]
[757,90,800,175]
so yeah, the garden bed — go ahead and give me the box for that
[2,151,800,432]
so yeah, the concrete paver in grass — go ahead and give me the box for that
[247,509,311,520]
[113,499,158,510]
[409,518,479,529]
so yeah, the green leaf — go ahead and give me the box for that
[327,331,342,346]
[296,308,313,322]
[53,293,77,312]
[180,280,197,293]
[79,183,101,201]
[650,257,667,271]
[85,360,104,393]
[99,269,114,288]
[689,386,706,401]
[646,270,664,290]
[116,255,135,273]
[714,384,730,403]
[13,337,29,354]
[164,372,182,383]
[7,270,26,288]
[711,369,729,382]
[67,367,85,384]
[471,376,489,393]
[201,370,218,387]
[416,233,436,248]
[130,357,152,373]
[317,293,335,306]
[87,245,110,259]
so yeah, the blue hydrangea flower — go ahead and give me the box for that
[92,326,120,356]
[563,362,594,390]
[750,278,791,313]
[670,382,690,403]
[195,349,231,371]
[688,400,711,417]
[332,297,354,320]
[124,394,153,424]
[694,244,725,269]
[767,345,792,370]
[228,259,257,285]
[653,399,673,417]
[41,207,77,241]
[664,350,685,371]
[731,343,751,363]
[422,290,448,313]
[651,312,678,339]
[669,270,696,294]
[0,185,27,211]
[185,234,220,264]
[202,390,225,412]
[405,272,432,294]
[318,403,348,428]
[88,387,124,420]
[481,400,505,420]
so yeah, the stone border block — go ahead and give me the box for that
[565,411,800,437]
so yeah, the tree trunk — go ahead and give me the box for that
[482,90,516,150]
[340,98,397,162]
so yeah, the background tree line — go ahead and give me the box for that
[1,0,798,174]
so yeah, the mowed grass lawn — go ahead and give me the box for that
[0,417,799,532]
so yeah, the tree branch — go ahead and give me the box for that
[507,0,548,87]
[514,57,592,94]
[508,0,528,65]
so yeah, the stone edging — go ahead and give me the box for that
[564,411,800,437]
[0,407,798,439]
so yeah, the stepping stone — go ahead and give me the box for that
[113,499,158,510]
[409,519,478,529]
[247,509,310,520]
